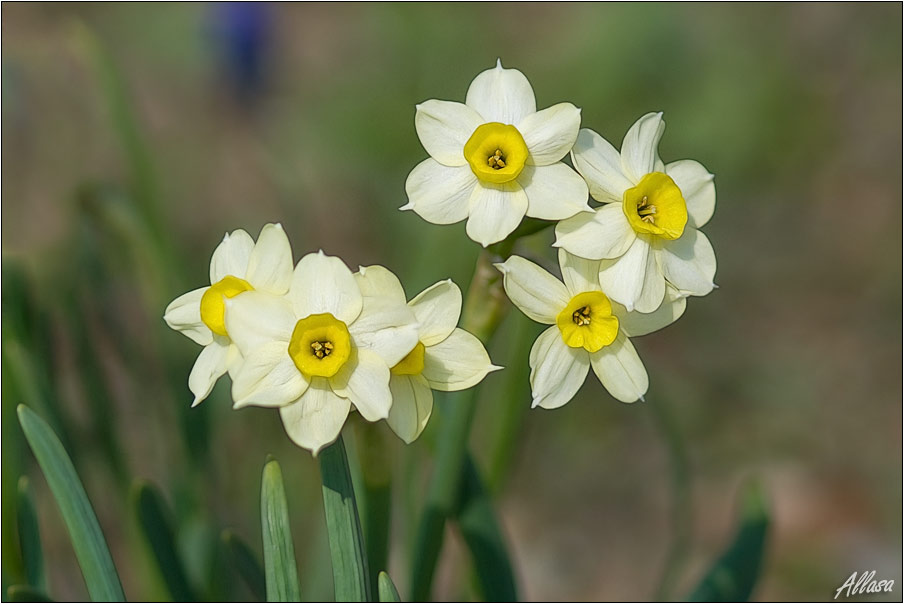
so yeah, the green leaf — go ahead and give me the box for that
[6,585,52,602]
[377,571,401,603]
[456,455,518,602]
[17,405,124,601]
[319,435,370,602]
[132,481,196,601]
[261,457,300,602]
[687,481,770,602]
[16,477,45,590]
[221,530,266,602]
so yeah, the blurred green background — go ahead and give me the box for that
[2,3,901,601]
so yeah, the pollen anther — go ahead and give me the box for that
[572,306,592,326]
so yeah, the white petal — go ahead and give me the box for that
[614,287,686,337]
[329,348,391,422]
[633,244,666,314]
[355,265,407,304]
[666,159,716,229]
[188,341,229,406]
[517,102,581,165]
[620,112,666,183]
[558,248,601,297]
[164,287,212,346]
[554,203,635,260]
[210,229,254,283]
[465,59,536,125]
[245,223,293,294]
[223,291,295,355]
[349,296,419,367]
[408,280,461,347]
[231,341,308,409]
[494,255,569,324]
[529,325,590,410]
[290,251,363,324]
[598,236,650,311]
[659,229,717,296]
[279,380,350,455]
[590,333,648,403]
[414,100,482,166]
[402,159,477,225]
[466,181,529,247]
[571,128,634,202]
[519,163,591,221]
[387,374,434,444]
[422,328,500,392]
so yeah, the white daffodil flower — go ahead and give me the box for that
[224,251,419,455]
[355,265,501,443]
[554,112,717,313]
[163,223,294,407]
[496,249,686,408]
[403,59,591,247]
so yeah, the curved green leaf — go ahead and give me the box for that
[261,457,300,602]
[319,435,370,602]
[456,455,518,601]
[132,481,196,601]
[17,405,124,601]
[221,530,266,601]
[377,571,401,603]
[687,481,770,602]
[16,476,45,590]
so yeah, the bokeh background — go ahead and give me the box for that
[2,3,901,601]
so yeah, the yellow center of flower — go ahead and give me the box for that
[200,275,254,337]
[463,122,529,184]
[391,341,426,376]
[556,291,619,353]
[288,313,352,378]
[622,172,688,240]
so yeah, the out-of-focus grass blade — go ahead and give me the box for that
[377,571,401,602]
[261,457,300,602]
[319,435,370,602]
[456,455,518,601]
[221,530,266,602]
[6,585,52,602]
[17,405,124,601]
[16,477,44,590]
[132,481,196,601]
[687,481,770,602]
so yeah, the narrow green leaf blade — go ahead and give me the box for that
[16,476,45,590]
[456,455,518,601]
[221,530,266,602]
[17,405,124,601]
[261,457,300,602]
[6,585,52,602]
[132,481,196,601]
[319,435,370,602]
[377,571,401,603]
[687,481,770,602]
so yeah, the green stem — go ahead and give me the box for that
[320,434,371,602]
[353,421,393,598]
[410,249,512,601]
[650,396,692,601]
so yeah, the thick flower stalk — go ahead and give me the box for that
[497,249,686,407]
[554,112,717,312]
[403,59,590,247]
[163,223,293,406]
[356,265,500,443]
[224,251,419,454]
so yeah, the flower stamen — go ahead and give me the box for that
[311,341,334,358]
[487,149,506,169]
[572,305,592,326]
[637,195,658,224]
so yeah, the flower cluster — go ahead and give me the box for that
[164,225,498,454]
[405,61,718,408]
